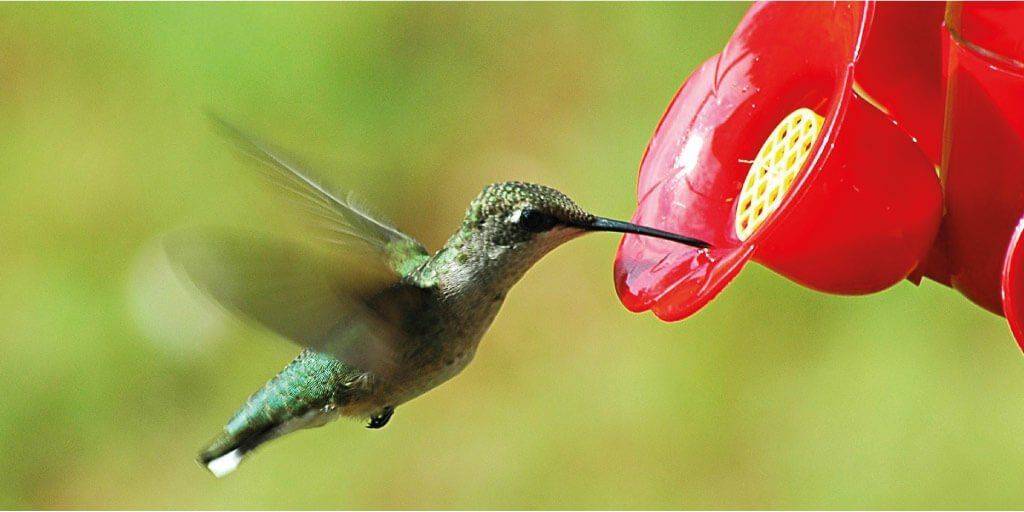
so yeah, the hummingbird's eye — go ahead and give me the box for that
[518,209,558,233]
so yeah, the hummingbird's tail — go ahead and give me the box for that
[197,349,355,477]
[198,433,250,478]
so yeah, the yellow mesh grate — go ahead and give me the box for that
[734,108,824,241]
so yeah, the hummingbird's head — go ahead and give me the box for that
[450,182,708,285]
[464,181,592,247]
[464,181,708,247]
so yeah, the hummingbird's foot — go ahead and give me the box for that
[367,406,394,429]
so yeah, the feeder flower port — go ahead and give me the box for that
[615,0,1024,351]
[613,1,943,322]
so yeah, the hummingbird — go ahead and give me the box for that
[170,117,709,478]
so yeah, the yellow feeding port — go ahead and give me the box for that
[734,108,824,241]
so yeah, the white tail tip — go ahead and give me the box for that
[206,448,243,478]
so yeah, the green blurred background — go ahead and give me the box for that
[2,2,1024,509]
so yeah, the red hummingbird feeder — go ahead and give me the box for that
[613,1,944,321]
[936,2,1024,347]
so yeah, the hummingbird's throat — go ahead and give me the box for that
[734,108,824,241]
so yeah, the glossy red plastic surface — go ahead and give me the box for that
[951,2,1024,65]
[858,1,946,165]
[1003,220,1024,348]
[939,3,1024,346]
[856,2,951,286]
[614,1,942,321]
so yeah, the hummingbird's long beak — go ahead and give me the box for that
[583,217,711,249]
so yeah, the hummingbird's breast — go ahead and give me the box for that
[347,244,518,414]
[383,293,504,407]
[370,280,509,407]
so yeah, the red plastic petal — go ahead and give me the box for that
[614,1,942,321]
[941,2,1024,322]
[1003,218,1024,348]
[858,1,946,165]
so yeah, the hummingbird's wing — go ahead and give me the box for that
[165,228,431,378]
[208,114,430,278]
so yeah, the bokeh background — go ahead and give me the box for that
[3,2,1024,508]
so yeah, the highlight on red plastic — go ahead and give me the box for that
[938,2,1024,347]
[1003,219,1024,348]
[613,1,943,322]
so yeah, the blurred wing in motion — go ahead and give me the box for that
[164,228,432,378]
[208,113,430,277]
